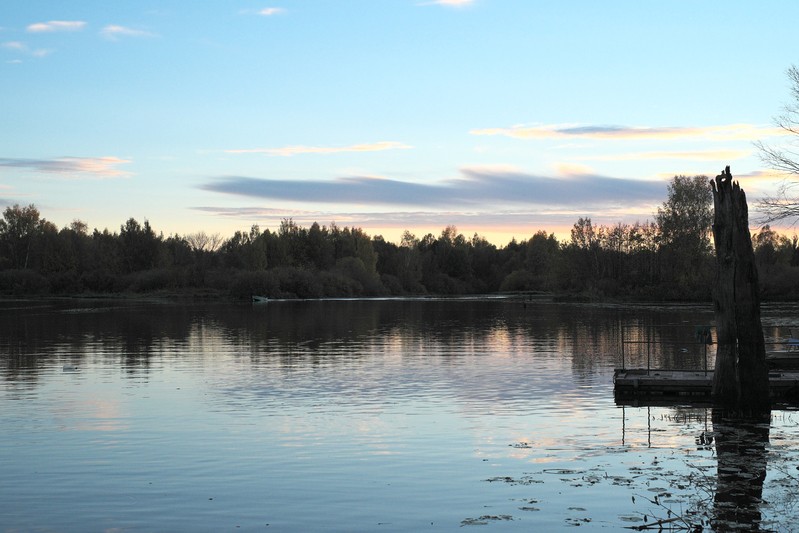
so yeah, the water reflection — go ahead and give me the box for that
[0,301,196,378]
[0,298,722,376]
[617,405,776,530]
[712,409,770,531]
[3,298,798,530]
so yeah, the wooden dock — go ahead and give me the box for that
[614,368,799,403]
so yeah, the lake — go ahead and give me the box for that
[2,297,799,531]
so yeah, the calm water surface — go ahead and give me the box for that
[2,298,799,531]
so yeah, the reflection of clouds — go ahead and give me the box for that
[53,398,127,432]
[187,301,729,475]
[202,302,630,472]
[202,301,635,412]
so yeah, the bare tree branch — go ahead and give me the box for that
[755,180,799,225]
[756,65,799,224]
[185,231,223,252]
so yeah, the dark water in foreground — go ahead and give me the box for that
[2,298,799,531]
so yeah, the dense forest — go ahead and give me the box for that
[2,175,799,301]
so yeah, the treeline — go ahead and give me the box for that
[2,176,799,300]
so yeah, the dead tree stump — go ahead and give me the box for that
[711,166,770,412]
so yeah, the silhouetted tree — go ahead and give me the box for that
[221,225,266,270]
[32,219,60,273]
[469,233,500,292]
[307,222,334,270]
[656,175,714,296]
[0,204,44,269]
[277,218,304,267]
[8,195,799,301]
[119,218,162,272]
[656,175,713,249]
[54,221,90,274]
[753,225,780,268]
[564,217,600,290]
[511,230,558,291]
[626,221,659,286]
[397,231,424,293]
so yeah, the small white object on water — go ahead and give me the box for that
[62,364,79,372]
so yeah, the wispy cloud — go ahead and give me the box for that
[2,41,25,50]
[191,205,583,233]
[735,169,793,180]
[2,40,51,57]
[201,166,665,209]
[580,149,751,162]
[225,141,412,156]
[0,156,132,178]
[238,7,286,16]
[193,206,306,218]
[470,123,786,141]
[100,25,155,41]
[258,7,285,16]
[421,0,475,6]
[27,20,86,33]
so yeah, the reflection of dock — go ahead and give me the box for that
[766,349,799,369]
[615,323,799,404]
[614,368,799,403]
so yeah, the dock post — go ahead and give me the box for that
[647,327,651,375]
[621,405,626,445]
[620,326,625,370]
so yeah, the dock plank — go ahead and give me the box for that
[614,368,799,401]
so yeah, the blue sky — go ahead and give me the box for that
[2,1,798,244]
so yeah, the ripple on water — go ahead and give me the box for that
[2,300,798,531]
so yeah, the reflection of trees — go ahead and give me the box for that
[0,301,196,380]
[1,298,721,392]
[711,409,770,531]
[569,304,716,378]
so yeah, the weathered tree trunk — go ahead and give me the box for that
[711,166,770,412]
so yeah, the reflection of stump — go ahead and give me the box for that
[711,167,770,412]
[712,409,769,530]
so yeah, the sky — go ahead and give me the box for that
[2,1,799,245]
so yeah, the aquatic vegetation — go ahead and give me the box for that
[479,410,799,531]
